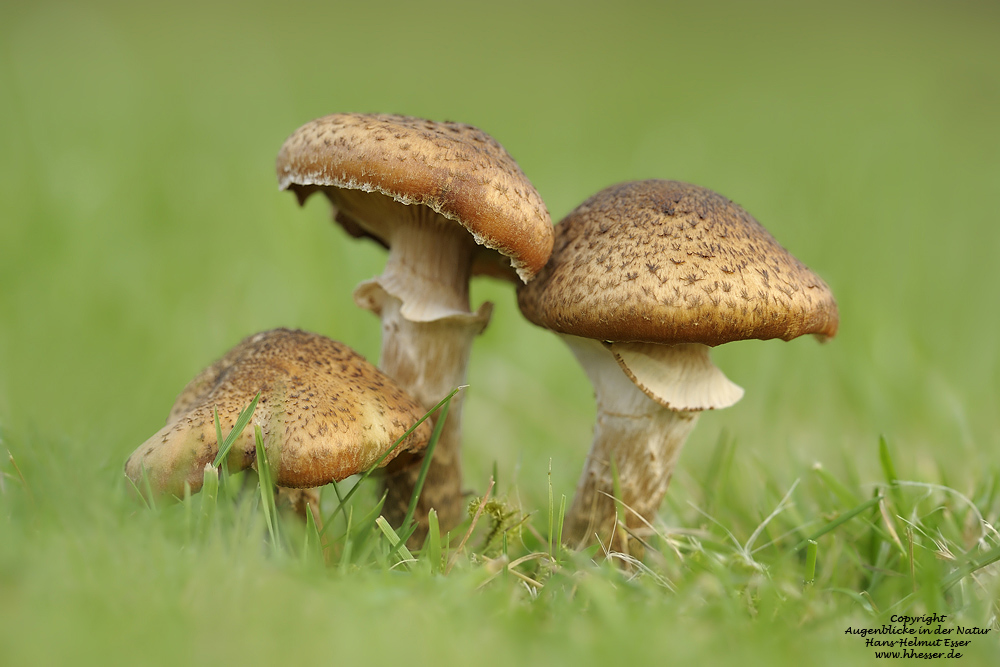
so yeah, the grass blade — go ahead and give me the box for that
[400,393,452,537]
[940,543,1000,590]
[547,459,554,558]
[791,493,883,552]
[214,406,224,464]
[555,494,567,563]
[303,498,322,562]
[609,455,629,554]
[124,471,151,511]
[879,435,905,509]
[198,463,219,537]
[254,424,279,551]
[7,451,33,505]
[804,539,818,585]
[878,435,898,487]
[328,479,349,530]
[338,507,354,573]
[376,516,414,566]
[326,387,462,531]
[213,391,260,467]
[812,462,860,508]
[425,508,442,574]
[139,464,158,511]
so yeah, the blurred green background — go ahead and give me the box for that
[3,0,997,489]
[1,0,999,662]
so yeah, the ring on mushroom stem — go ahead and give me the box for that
[276,113,553,538]
[124,329,433,524]
[517,180,839,553]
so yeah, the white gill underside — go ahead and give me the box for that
[561,337,743,415]
[332,189,480,322]
[610,341,744,411]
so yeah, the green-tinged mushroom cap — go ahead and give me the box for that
[125,329,432,498]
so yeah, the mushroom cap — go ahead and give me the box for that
[275,113,553,282]
[517,180,839,346]
[125,329,432,497]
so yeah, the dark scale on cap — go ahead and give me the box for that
[518,180,839,347]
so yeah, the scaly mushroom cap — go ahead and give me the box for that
[518,180,839,346]
[125,329,432,497]
[275,113,554,282]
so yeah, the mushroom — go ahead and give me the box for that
[276,113,553,534]
[517,180,839,551]
[124,328,433,519]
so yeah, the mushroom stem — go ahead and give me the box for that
[332,189,496,537]
[329,190,493,543]
[333,189,478,320]
[561,336,705,552]
[276,487,325,532]
[278,115,554,538]
[354,282,491,538]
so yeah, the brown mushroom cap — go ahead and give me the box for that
[275,113,553,282]
[518,180,839,346]
[125,329,432,497]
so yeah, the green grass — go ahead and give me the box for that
[4,426,998,664]
[2,0,1000,664]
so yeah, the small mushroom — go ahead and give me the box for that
[124,329,433,512]
[518,180,838,551]
[276,113,553,534]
